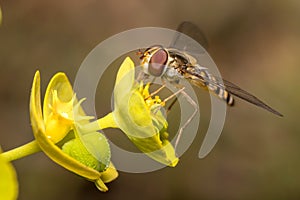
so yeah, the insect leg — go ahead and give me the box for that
[151,87,185,115]
[145,84,166,100]
[166,96,179,115]
[151,87,184,116]
[174,90,198,150]
[162,87,185,103]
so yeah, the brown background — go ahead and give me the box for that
[0,1,299,199]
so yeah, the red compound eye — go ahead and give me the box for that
[149,49,168,77]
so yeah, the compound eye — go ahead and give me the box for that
[149,49,168,77]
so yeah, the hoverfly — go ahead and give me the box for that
[138,22,283,117]
[137,22,283,149]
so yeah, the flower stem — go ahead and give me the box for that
[1,140,42,162]
[82,112,118,132]
[97,112,118,129]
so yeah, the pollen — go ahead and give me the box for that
[140,83,164,110]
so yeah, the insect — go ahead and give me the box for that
[137,22,283,149]
[138,22,283,117]
[139,44,283,116]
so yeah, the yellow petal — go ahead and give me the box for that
[112,58,179,167]
[0,149,18,200]
[43,72,90,143]
[30,71,45,134]
[128,91,152,127]
[43,72,74,122]
[113,57,135,110]
[115,57,135,88]
[101,162,118,183]
[29,71,117,191]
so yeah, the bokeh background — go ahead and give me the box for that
[0,0,299,199]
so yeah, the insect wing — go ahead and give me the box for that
[169,21,208,55]
[221,79,283,116]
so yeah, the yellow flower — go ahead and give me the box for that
[30,71,118,192]
[0,148,18,200]
[97,57,179,167]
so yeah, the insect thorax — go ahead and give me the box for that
[163,51,188,85]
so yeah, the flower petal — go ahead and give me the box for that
[112,58,179,166]
[0,148,18,200]
[115,57,135,90]
[30,71,45,135]
[43,72,90,143]
[43,72,73,121]
[100,162,118,183]
[113,58,154,138]
[30,71,117,192]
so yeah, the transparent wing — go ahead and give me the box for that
[169,21,208,54]
[221,79,283,116]
[183,64,282,116]
[193,73,283,117]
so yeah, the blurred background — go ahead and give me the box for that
[0,0,299,199]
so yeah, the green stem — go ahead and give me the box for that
[97,112,118,129]
[82,112,118,132]
[1,140,42,162]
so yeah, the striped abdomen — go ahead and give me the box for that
[180,64,282,116]
[180,65,235,106]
